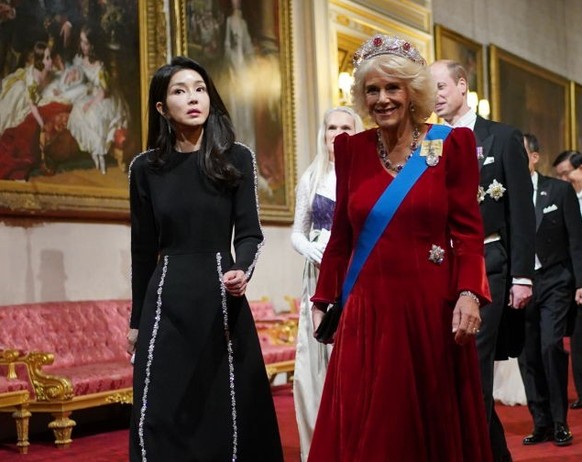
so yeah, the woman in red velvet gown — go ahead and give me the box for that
[308,35,493,461]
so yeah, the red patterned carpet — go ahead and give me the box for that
[0,385,299,462]
[1,384,582,461]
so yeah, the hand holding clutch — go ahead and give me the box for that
[313,301,342,344]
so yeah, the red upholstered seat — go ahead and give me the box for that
[261,345,297,364]
[0,375,29,393]
[0,300,132,449]
[47,361,133,396]
[0,300,132,399]
[0,300,130,367]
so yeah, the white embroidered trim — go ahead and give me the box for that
[234,142,264,281]
[137,255,168,462]
[216,252,238,461]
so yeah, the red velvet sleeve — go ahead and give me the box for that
[446,127,492,305]
[311,132,354,305]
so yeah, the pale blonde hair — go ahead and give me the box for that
[352,54,436,125]
[305,107,364,204]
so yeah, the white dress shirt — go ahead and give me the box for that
[531,172,542,271]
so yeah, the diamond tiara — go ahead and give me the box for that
[353,34,426,69]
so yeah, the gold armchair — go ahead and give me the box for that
[0,349,31,454]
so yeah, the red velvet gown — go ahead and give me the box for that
[309,125,493,462]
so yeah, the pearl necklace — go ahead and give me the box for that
[377,126,420,174]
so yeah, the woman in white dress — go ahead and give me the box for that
[66,23,128,174]
[224,0,255,151]
[493,358,527,406]
[291,107,363,461]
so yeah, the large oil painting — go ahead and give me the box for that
[490,45,570,173]
[0,0,163,219]
[172,0,296,223]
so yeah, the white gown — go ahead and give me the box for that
[291,167,335,462]
[493,357,527,406]
[66,55,127,158]
[224,10,255,151]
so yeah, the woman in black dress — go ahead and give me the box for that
[127,56,283,462]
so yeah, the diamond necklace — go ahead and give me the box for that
[377,126,420,174]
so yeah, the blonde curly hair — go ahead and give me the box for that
[351,54,436,125]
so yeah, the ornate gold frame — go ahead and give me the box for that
[0,0,167,220]
[434,25,484,98]
[171,0,296,223]
[331,0,433,109]
[571,82,582,151]
[490,45,571,172]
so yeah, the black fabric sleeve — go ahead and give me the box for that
[129,155,159,329]
[502,126,536,279]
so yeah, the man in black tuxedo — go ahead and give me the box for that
[518,134,582,446]
[552,151,582,412]
[430,60,535,462]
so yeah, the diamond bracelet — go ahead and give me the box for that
[459,290,480,306]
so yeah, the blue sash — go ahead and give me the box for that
[341,124,452,306]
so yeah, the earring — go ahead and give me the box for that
[166,118,172,135]
[409,102,416,113]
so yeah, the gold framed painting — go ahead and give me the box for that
[490,45,570,173]
[571,82,582,151]
[171,0,296,223]
[434,25,484,98]
[0,0,165,220]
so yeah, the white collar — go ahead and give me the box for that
[531,171,538,189]
[448,109,477,130]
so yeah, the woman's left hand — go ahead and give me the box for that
[223,270,248,297]
[452,294,481,345]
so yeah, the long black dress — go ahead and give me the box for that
[128,143,283,462]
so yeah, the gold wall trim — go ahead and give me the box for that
[141,0,169,148]
[332,0,431,34]
[331,0,433,76]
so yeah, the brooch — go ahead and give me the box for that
[477,186,486,204]
[420,140,443,167]
[486,179,506,201]
[476,146,484,160]
[428,245,445,265]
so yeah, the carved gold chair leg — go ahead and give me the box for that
[13,404,31,454]
[49,411,77,448]
[266,365,277,384]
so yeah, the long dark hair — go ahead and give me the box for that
[78,23,105,64]
[146,56,241,187]
[32,42,49,71]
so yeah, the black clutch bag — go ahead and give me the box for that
[314,301,342,344]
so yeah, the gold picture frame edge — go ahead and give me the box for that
[570,81,582,151]
[331,0,434,71]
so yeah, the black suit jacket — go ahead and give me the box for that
[474,116,536,280]
[473,116,536,359]
[535,174,582,287]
